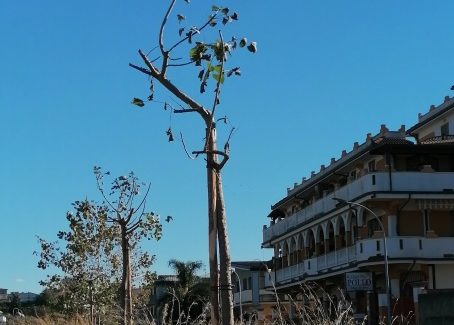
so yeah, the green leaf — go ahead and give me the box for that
[131,98,145,107]
[247,41,257,53]
[239,38,247,48]
[179,28,184,36]
[231,12,238,20]
[221,7,229,15]
[212,5,220,11]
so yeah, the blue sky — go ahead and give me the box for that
[1,1,453,294]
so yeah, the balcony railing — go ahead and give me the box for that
[273,236,454,285]
[263,172,454,243]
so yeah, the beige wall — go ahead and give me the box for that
[431,211,454,237]
[399,211,424,236]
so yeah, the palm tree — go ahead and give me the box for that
[157,259,210,323]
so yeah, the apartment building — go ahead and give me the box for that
[261,95,454,324]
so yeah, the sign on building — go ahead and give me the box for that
[345,272,373,291]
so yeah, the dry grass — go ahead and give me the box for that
[3,286,414,325]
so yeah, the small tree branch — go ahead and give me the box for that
[95,177,119,214]
[135,183,151,215]
[168,60,195,67]
[180,132,197,160]
[174,108,199,114]
[159,0,177,76]
[167,12,219,53]
[129,63,152,76]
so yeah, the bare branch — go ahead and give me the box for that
[174,108,199,114]
[225,127,236,148]
[159,0,177,76]
[137,50,211,122]
[205,30,225,150]
[129,63,152,76]
[168,60,195,67]
[135,182,151,214]
[95,176,119,214]
[180,132,197,160]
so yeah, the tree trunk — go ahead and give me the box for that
[120,224,133,325]
[206,127,220,325]
[216,171,234,325]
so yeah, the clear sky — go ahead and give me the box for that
[1,1,453,294]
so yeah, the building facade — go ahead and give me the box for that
[231,261,278,323]
[262,95,454,324]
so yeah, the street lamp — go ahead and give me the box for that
[332,198,392,325]
[231,267,243,323]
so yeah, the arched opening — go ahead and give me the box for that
[283,242,289,268]
[298,234,304,263]
[350,213,357,245]
[274,245,282,270]
[327,222,335,252]
[306,231,316,258]
[318,226,326,256]
[289,238,297,266]
[339,218,346,249]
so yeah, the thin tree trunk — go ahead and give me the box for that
[216,171,234,325]
[206,127,220,325]
[120,224,133,325]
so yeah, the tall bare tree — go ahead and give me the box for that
[129,2,256,324]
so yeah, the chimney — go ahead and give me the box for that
[341,150,347,157]
[430,105,436,111]
[320,164,325,171]
[353,142,359,150]
[399,124,406,132]
[311,171,316,178]
[380,124,389,134]
[330,158,336,165]
[366,133,372,141]
[445,96,451,103]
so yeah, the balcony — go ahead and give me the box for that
[263,172,454,244]
[273,236,454,285]
[233,289,276,305]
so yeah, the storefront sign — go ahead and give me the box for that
[345,272,373,291]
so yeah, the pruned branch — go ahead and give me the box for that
[192,150,229,171]
[137,49,210,121]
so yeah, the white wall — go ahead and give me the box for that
[418,110,454,139]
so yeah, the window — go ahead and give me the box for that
[368,160,376,172]
[441,123,450,137]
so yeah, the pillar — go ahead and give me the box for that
[388,214,397,237]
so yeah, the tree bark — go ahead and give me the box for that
[216,171,234,325]
[206,127,220,325]
[120,224,133,325]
